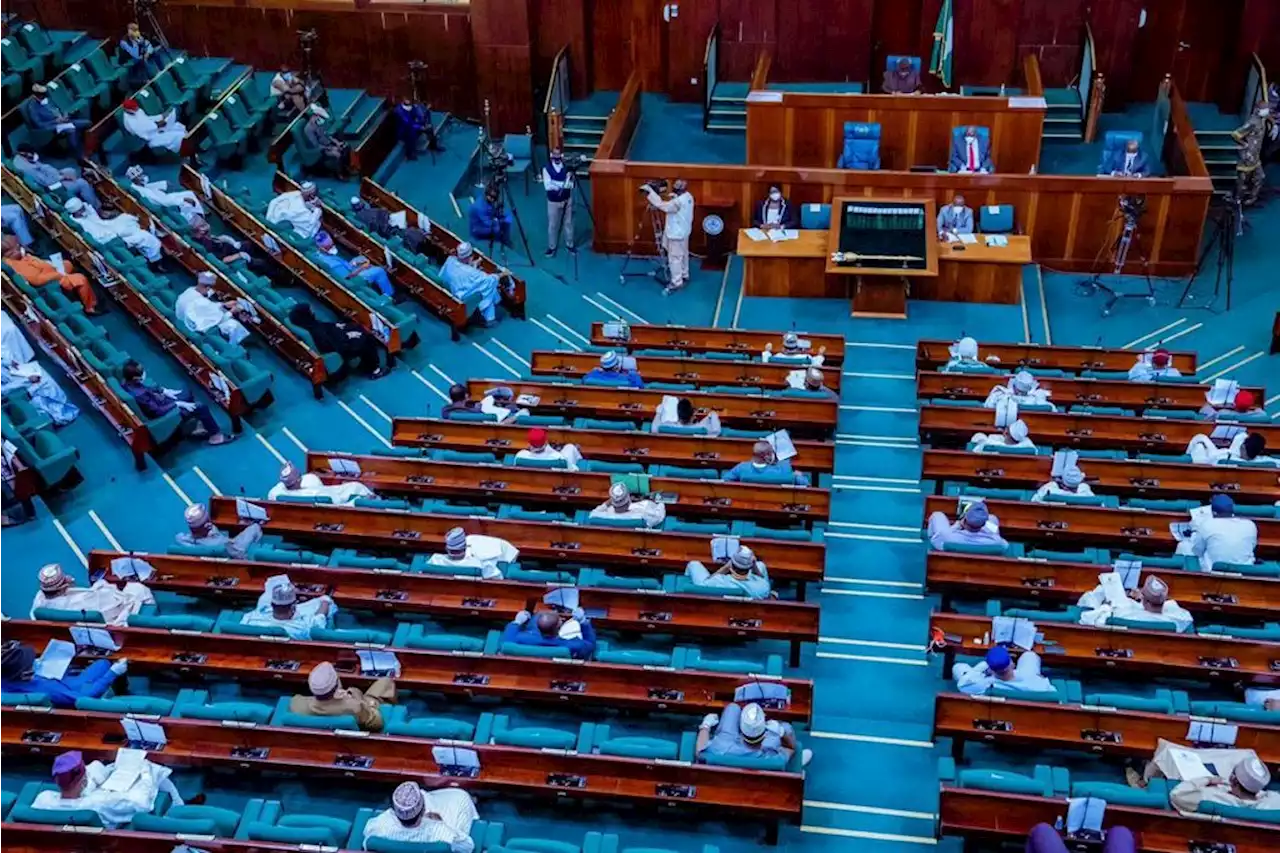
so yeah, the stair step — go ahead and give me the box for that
[1043,132,1083,140]
[711,95,746,106]
[1044,116,1082,126]
[564,113,609,123]
[707,123,746,133]
[710,109,747,119]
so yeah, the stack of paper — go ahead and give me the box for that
[71,626,119,651]
[1206,379,1239,407]
[111,557,154,581]
[764,429,797,461]
[1110,559,1143,592]
[991,616,1037,650]
[236,499,268,522]
[327,458,361,476]
[543,587,580,611]
[743,228,767,242]
[357,649,401,676]
[1066,796,1106,834]
[1186,720,1238,746]
[35,639,75,680]
[711,536,741,562]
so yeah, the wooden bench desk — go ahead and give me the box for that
[590,323,846,366]
[916,340,1198,374]
[530,350,843,392]
[305,452,831,526]
[209,497,827,587]
[389,418,836,474]
[917,371,1265,412]
[0,826,317,853]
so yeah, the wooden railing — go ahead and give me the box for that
[749,50,772,92]
[594,69,642,162]
[1021,53,1043,98]
[702,24,719,130]
[1166,80,1210,179]
[544,43,569,149]
[179,66,253,157]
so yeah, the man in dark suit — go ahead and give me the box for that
[949,126,993,174]
[882,58,922,94]
[753,185,798,231]
[1099,138,1150,178]
[21,84,88,153]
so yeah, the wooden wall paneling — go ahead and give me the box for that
[1231,0,1280,111]
[1172,0,1244,105]
[471,0,536,135]
[1016,0,1084,86]
[1128,0,1187,104]
[871,0,925,84]
[629,0,666,92]
[532,0,590,99]
[590,0,632,91]
[773,0,874,85]
[1084,0,1144,107]
[953,0,1022,87]
[719,0,779,82]
[665,0,719,102]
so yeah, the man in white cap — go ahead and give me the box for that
[589,481,666,528]
[696,701,812,767]
[927,501,1009,551]
[942,336,985,372]
[761,331,825,365]
[722,440,811,486]
[1077,573,1194,632]
[32,748,184,828]
[515,427,582,471]
[239,574,335,640]
[265,181,323,239]
[684,545,772,598]
[125,165,205,226]
[440,242,509,328]
[970,418,1036,453]
[1129,740,1279,814]
[1174,494,1258,573]
[362,782,479,852]
[983,370,1056,411]
[1186,431,1275,466]
[788,366,836,398]
[64,196,163,262]
[174,502,262,559]
[30,563,154,626]
[425,526,519,579]
[267,461,375,507]
[120,97,187,154]
[175,271,255,347]
[290,661,396,732]
[953,645,1054,696]
[642,178,694,294]
[1031,466,1093,502]
[583,351,644,388]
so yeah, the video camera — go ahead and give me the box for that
[297,28,319,46]
[1118,194,1146,223]
[562,152,586,172]
[638,178,669,195]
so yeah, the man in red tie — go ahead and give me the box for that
[950,126,993,174]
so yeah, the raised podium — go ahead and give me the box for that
[825,196,938,318]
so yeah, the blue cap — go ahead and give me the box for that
[985,646,1012,672]
[1210,494,1235,517]
[962,503,989,530]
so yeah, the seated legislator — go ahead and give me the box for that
[1133,742,1279,815]
[761,331,825,365]
[238,575,335,640]
[984,370,1056,411]
[175,502,262,558]
[970,418,1035,453]
[882,57,922,94]
[33,749,184,828]
[1127,348,1180,381]
[589,481,666,528]
[291,661,396,733]
[584,350,644,388]
[425,526,519,579]
[266,180,323,240]
[936,193,974,241]
[949,126,993,174]
[515,427,583,470]
[1174,494,1258,572]
[501,608,597,660]
[684,545,772,599]
[267,461,374,507]
[723,440,810,486]
[363,782,479,852]
[927,501,1009,552]
[651,396,721,436]
[1186,431,1275,466]
[1031,465,1093,502]
[696,702,812,766]
[952,645,1053,696]
[120,98,186,155]
[1099,137,1150,178]
[1,640,126,708]
[753,185,798,231]
[1077,573,1194,632]
[30,562,154,625]
[2,234,102,314]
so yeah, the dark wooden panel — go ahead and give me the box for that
[590,0,632,90]
[1172,0,1244,104]
[1129,0,1186,103]
[664,0,718,102]
[472,0,535,134]
[774,0,874,84]
[953,0,1022,87]
[871,0,925,84]
[1085,0,1145,107]
[532,0,590,98]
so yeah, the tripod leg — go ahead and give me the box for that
[502,181,536,266]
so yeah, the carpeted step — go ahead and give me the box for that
[340,92,386,140]
[1043,87,1082,108]
[709,105,746,119]
[564,113,608,125]
[208,59,245,99]
[707,122,746,134]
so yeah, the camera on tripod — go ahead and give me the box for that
[134,0,161,15]
[1118,194,1146,223]
[638,178,669,195]
[562,152,586,172]
[296,28,319,47]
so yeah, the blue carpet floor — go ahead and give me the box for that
[3,90,1278,851]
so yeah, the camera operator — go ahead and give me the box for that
[469,183,513,248]
[642,178,694,294]
[394,97,442,161]
[541,148,576,257]
[119,21,162,87]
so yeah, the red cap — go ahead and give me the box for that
[1151,349,1171,368]
[122,98,139,111]
[528,428,548,448]
[1234,390,1255,412]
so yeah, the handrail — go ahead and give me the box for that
[702,23,719,131]
[1083,72,1105,143]
[179,65,253,157]
[543,44,569,116]
[1239,51,1269,122]
[749,49,772,91]
[1079,22,1103,142]
[84,52,186,155]
[594,69,642,162]
[1021,53,1043,98]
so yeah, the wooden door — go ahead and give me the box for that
[1130,0,1243,102]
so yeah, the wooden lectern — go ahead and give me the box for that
[825,196,938,318]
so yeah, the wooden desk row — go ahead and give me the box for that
[0,165,256,432]
[916,340,1198,375]
[389,418,837,475]
[934,692,1280,766]
[917,371,1265,412]
[922,496,1280,557]
[2,707,804,822]
[306,452,831,526]
[208,497,827,587]
[920,404,1280,454]
[89,550,821,652]
[940,788,1276,853]
[89,164,331,397]
[3,620,813,721]
[181,163,408,354]
[589,323,846,367]
[1,826,305,853]
[931,612,1280,683]
[464,379,838,439]
[926,552,1280,621]
[531,350,843,393]
[922,448,1280,503]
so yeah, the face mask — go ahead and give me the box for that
[966,135,976,142]
[953,203,964,211]
[140,372,149,383]
[769,191,781,201]
[324,246,338,255]
[283,72,293,80]
[28,153,38,163]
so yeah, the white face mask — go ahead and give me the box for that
[769,191,781,201]
[953,203,964,211]
[966,135,976,143]
[28,153,39,163]
[324,245,338,255]
[140,372,149,383]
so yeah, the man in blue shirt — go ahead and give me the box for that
[393,98,441,161]
[468,185,512,248]
[583,351,644,388]
[313,230,394,297]
[0,640,127,708]
[723,440,810,486]
[695,701,811,766]
[499,609,596,660]
[22,84,89,154]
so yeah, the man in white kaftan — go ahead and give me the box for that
[65,197,162,262]
[239,575,335,640]
[1136,739,1279,815]
[121,99,186,154]
[266,462,374,507]
[953,645,1054,696]
[363,782,477,852]
[425,526,519,579]
[1174,495,1258,572]
[175,272,252,346]
[514,427,582,470]
[34,749,183,829]
[440,242,505,326]
[983,371,1056,411]
[1077,573,1194,632]
[589,481,666,528]
[126,165,204,225]
[30,563,153,626]
[265,182,322,240]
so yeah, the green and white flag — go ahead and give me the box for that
[930,0,954,88]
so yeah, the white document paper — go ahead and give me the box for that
[199,173,213,199]
[356,649,401,676]
[370,313,392,344]
[956,233,978,245]
[121,718,168,750]
[35,639,76,680]
[991,616,1037,651]
[711,536,741,563]
[48,252,64,271]
[1206,379,1239,407]
[1066,796,1106,834]
[383,244,394,270]
[984,235,1009,247]
[602,322,630,341]
[327,457,361,476]
[1186,720,1238,747]
[111,556,155,581]
[432,746,480,771]
[235,498,268,522]
[1050,450,1079,479]
[1168,522,1194,541]
[657,395,680,424]
[543,587,580,611]
[743,228,767,242]
[1166,746,1212,782]
[765,429,797,461]
[515,393,540,407]
[417,212,431,232]
[388,210,408,229]
[71,626,119,651]
[1210,424,1245,441]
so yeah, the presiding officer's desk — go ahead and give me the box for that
[737,228,1031,308]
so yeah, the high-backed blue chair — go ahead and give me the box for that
[979,204,1016,234]
[1097,130,1148,176]
[800,203,831,230]
[837,122,881,170]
